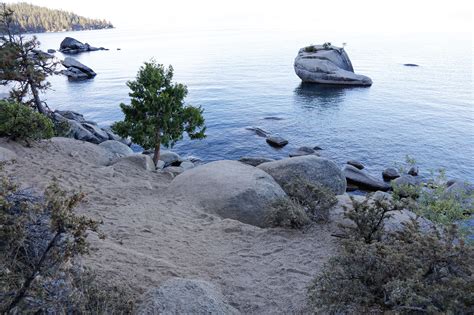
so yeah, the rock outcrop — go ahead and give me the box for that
[294,44,372,86]
[343,165,390,191]
[52,110,127,145]
[137,278,240,315]
[169,160,287,227]
[258,156,347,195]
[61,57,96,79]
[59,37,107,54]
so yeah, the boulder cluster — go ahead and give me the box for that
[59,37,108,54]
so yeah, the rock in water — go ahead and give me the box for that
[61,57,96,79]
[294,44,372,86]
[169,160,287,227]
[343,164,390,191]
[59,37,106,54]
[258,155,347,195]
[382,168,400,181]
[266,135,288,148]
[289,146,318,157]
[238,156,275,167]
[347,160,364,170]
[137,278,240,315]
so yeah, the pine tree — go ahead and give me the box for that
[112,60,206,165]
[0,3,57,114]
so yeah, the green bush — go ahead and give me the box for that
[0,100,54,143]
[304,45,317,52]
[266,198,310,229]
[282,178,337,223]
[308,194,474,314]
[309,221,474,314]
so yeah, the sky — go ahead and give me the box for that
[3,0,474,33]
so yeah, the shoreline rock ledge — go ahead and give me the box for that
[294,44,372,86]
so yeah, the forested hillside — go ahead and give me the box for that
[5,2,113,33]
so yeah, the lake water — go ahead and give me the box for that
[27,28,474,181]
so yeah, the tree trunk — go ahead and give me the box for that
[30,83,47,115]
[152,130,161,166]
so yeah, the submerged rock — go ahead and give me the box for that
[289,146,317,158]
[343,165,390,192]
[169,160,287,227]
[239,156,275,167]
[294,44,372,86]
[266,135,288,148]
[137,278,240,315]
[347,160,364,170]
[404,63,419,67]
[258,155,347,195]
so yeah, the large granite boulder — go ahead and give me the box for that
[112,154,155,171]
[59,37,106,54]
[257,155,347,195]
[137,278,240,315]
[343,164,390,191]
[61,57,96,80]
[99,140,133,159]
[169,160,287,227]
[294,44,372,86]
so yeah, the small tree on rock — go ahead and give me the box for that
[112,60,206,165]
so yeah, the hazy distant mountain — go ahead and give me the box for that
[5,2,113,33]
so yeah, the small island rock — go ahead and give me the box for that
[294,44,372,86]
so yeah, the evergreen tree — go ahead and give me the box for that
[112,60,206,165]
[0,3,57,114]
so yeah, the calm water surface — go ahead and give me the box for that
[29,28,474,181]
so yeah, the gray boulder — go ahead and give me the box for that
[0,147,17,162]
[266,135,288,147]
[180,161,195,170]
[343,165,390,192]
[169,160,287,227]
[258,155,347,195]
[55,110,85,122]
[347,160,364,170]
[238,156,275,167]
[156,160,165,170]
[61,67,90,80]
[159,150,181,166]
[391,175,422,197]
[382,168,400,181]
[113,154,155,171]
[59,37,106,54]
[408,166,419,176]
[62,57,96,79]
[66,120,101,144]
[162,166,184,176]
[99,140,133,158]
[47,49,56,53]
[294,45,372,86]
[137,278,240,315]
[82,123,109,142]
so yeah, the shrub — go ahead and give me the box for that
[342,194,394,243]
[322,42,332,49]
[308,220,474,314]
[304,45,317,52]
[266,198,310,229]
[0,166,134,313]
[282,178,337,223]
[0,100,54,143]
